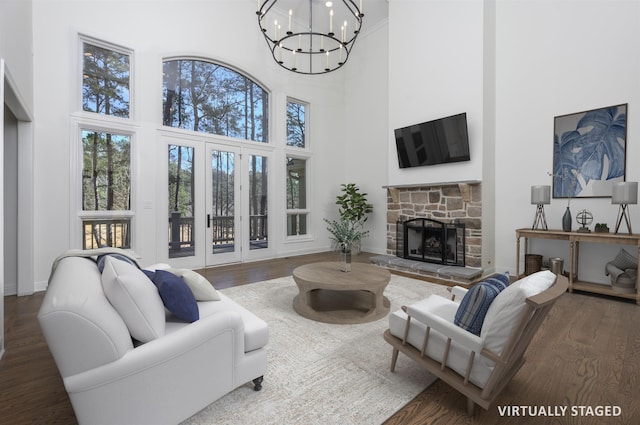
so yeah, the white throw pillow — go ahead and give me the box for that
[481,270,556,356]
[101,256,166,342]
[166,268,221,301]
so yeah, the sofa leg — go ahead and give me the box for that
[253,376,264,391]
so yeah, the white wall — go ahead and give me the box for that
[494,0,640,282]
[0,0,33,112]
[387,0,484,187]
[26,0,640,287]
[31,0,349,284]
[343,19,389,255]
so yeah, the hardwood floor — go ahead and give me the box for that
[1,252,638,424]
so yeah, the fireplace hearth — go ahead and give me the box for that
[396,218,465,267]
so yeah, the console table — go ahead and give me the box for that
[516,228,640,305]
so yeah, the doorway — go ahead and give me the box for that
[165,137,273,268]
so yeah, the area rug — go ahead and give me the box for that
[180,273,451,425]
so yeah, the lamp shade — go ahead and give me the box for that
[612,182,638,205]
[531,185,551,205]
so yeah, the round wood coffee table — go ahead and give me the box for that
[292,262,391,324]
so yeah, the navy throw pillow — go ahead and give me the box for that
[143,269,199,323]
[454,272,509,336]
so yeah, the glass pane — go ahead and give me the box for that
[249,155,268,250]
[82,130,131,211]
[163,59,268,143]
[83,42,130,118]
[287,100,306,148]
[286,157,306,209]
[168,145,195,258]
[211,150,235,254]
[83,218,131,249]
[287,214,307,236]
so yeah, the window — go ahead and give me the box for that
[77,36,135,249]
[81,130,132,249]
[286,157,308,236]
[168,145,195,258]
[162,59,268,143]
[287,99,306,148]
[82,40,131,118]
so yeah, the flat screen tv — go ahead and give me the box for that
[394,112,470,168]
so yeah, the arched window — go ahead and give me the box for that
[162,59,269,143]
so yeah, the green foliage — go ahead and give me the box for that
[335,183,373,225]
[324,218,369,252]
[325,183,373,250]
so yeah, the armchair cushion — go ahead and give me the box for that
[454,272,509,335]
[101,256,166,342]
[481,270,555,357]
[610,248,638,270]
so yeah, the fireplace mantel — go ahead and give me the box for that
[383,180,481,189]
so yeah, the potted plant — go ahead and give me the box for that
[324,218,369,272]
[323,183,373,271]
[334,183,373,254]
[595,223,610,233]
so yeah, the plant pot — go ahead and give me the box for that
[340,249,352,272]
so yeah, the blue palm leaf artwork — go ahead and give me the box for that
[553,104,627,198]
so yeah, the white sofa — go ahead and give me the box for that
[37,252,268,425]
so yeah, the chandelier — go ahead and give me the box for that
[257,1,364,75]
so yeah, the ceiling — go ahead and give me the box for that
[263,0,389,31]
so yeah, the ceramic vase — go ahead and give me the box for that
[562,206,572,232]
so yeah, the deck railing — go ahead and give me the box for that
[169,213,268,257]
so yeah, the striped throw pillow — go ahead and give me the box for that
[454,272,509,336]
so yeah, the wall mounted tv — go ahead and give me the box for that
[394,112,470,168]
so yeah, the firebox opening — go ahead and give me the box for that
[396,218,465,267]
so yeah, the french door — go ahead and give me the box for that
[166,138,272,268]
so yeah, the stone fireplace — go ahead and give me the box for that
[399,218,466,267]
[385,182,482,268]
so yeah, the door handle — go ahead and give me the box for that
[207,214,212,228]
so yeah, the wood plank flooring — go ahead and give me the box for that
[1,252,638,424]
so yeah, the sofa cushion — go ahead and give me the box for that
[101,256,166,342]
[97,253,139,273]
[166,268,221,301]
[481,270,556,356]
[454,272,509,336]
[143,270,200,322]
[194,293,269,352]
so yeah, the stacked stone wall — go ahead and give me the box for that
[386,183,482,268]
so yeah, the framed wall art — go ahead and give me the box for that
[552,103,627,199]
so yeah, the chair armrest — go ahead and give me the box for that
[449,285,468,302]
[406,304,484,353]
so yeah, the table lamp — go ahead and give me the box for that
[612,181,638,234]
[531,185,551,230]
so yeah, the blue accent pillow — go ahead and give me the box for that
[97,253,138,273]
[142,270,199,323]
[454,272,509,336]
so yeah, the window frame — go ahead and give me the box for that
[286,97,309,150]
[161,57,270,144]
[284,153,312,241]
[71,118,138,250]
[78,34,135,122]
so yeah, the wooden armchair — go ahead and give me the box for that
[383,271,567,415]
